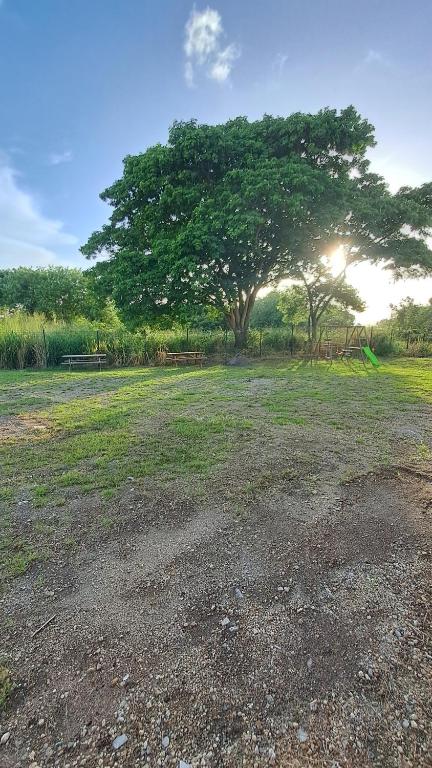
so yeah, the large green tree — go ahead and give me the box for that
[82,108,432,348]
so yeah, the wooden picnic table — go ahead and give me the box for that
[159,351,206,367]
[61,353,107,372]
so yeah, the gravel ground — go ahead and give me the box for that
[1,464,431,768]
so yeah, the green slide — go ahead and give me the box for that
[362,345,380,367]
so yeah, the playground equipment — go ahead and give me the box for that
[307,325,380,367]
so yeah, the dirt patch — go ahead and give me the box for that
[0,466,431,767]
[0,415,51,443]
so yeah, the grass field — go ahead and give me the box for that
[0,358,431,766]
[1,359,431,582]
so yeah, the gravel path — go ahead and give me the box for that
[1,466,431,767]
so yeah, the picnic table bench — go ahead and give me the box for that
[62,353,107,371]
[157,350,206,367]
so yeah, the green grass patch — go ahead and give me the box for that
[0,359,431,583]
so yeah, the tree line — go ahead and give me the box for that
[1,265,430,341]
[0,267,118,324]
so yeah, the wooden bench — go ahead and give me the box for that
[158,350,206,367]
[61,353,107,371]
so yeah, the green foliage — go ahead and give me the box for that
[1,312,431,370]
[82,108,432,347]
[0,267,119,323]
[373,335,403,357]
[405,339,432,357]
[278,274,365,338]
[321,305,356,326]
[390,296,432,337]
[0,313,310,369]
[0,267,88,320]
[178,304,226,331]
[277,285,309,325]
[250,291,284,328]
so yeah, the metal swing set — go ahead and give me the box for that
[307,325,379,368]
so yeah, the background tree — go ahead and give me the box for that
[250,291,284,329]
[0,266,111,322]
[321,305,356,327]
[278,272,365,339]
[276,285,309,327]
[390,296,432,337]
[82,108,432,348]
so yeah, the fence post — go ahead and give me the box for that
[224,328,228,363]
[290,324,294,356]
[142,328,147,365]
[96,329,100,352]
[42,328,48,368]
[186,326,189,345]
[259,329,263,357]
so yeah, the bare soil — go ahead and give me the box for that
[1,464,431,768]
[0,416,50,443]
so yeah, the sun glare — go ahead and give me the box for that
[327,245,346,276]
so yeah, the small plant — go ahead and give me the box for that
[0,665,12,710]
[99,515,115,530]
[414,442,432,461]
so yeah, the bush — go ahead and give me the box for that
[405,340,432,357]
[372,335,403,357]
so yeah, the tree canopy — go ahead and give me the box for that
[250,291,284,328]
[0,266,108,322]
[82,107,432,347]
[390,296,432,337]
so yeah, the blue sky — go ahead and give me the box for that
[1,0,431,320]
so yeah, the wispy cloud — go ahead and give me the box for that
[356,49,391,71]
[272,52,289,75]
[365,49,384,65]
[49,149,73,166]
[184,6,240,87]
[0,156,78,268]
[209,43,240,83]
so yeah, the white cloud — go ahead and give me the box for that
[49,149,73,166]
[209,43,240,83]
[185,7,221,61]
[184,7,240,86]
[0,157,78,268]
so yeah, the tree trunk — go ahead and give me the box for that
[233,326,248,350]
[226,287,259,352]
[310,315,318,342]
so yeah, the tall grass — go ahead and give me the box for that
[0,313,430,369]
[0,314,307,369]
